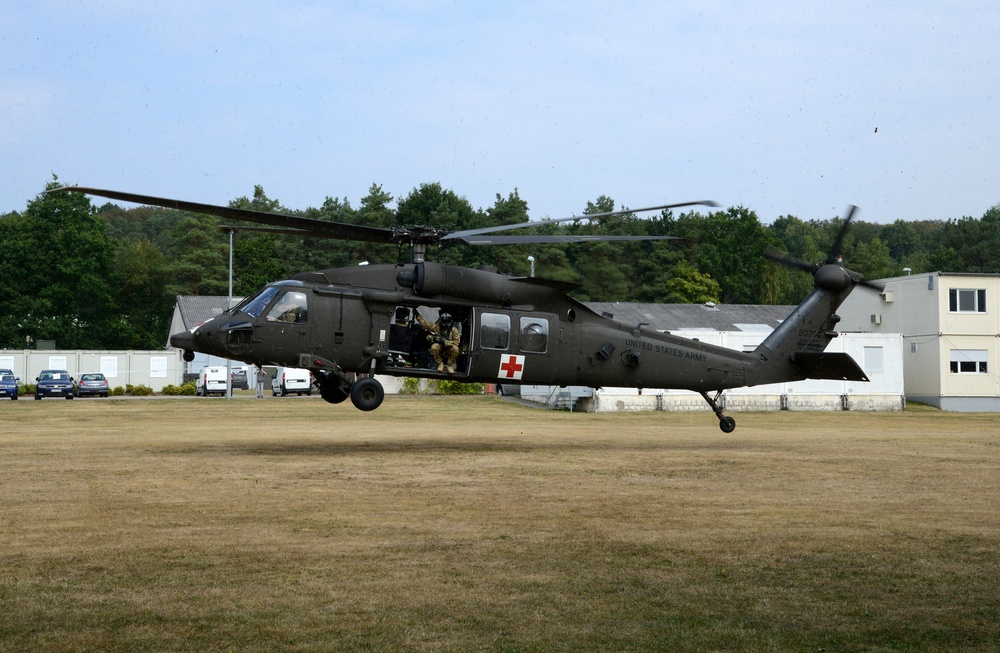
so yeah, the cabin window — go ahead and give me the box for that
[949,349,988,374]
[266,291,309,323]
[519,317,549,354]
[480,313,510,350]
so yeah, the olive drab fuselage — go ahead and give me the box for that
[172,261,770,394]
[170,259,866,406]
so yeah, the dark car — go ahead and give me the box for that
[35,370,75,400]
[75,372,110,397]
[231,368,249,390]
[0,373,18,400]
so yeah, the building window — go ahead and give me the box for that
[949,288,987,313]
[864,346,884,374]
[949,349,988,374]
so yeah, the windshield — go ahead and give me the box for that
[0,374,13,382]
[242,286,281,319]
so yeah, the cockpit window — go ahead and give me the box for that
[266,290,309,323]
[243,287,281,319]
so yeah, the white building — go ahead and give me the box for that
[0,349,183,392]
[837,272,1000,411]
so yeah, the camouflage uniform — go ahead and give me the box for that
[417,313,460,373]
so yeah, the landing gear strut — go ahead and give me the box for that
[700,390,736,433]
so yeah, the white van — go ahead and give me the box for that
[196,366,228,396]
[271,367,312,396]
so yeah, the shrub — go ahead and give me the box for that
[126,384,154,396]
[400,377,421,395]
[112,386,126,396]
[437,379,484,395]
[160,382,196,396]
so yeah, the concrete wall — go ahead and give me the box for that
[0,349,184,391]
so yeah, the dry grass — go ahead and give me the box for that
[1,396,999,652]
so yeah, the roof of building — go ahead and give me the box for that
[175,295,244,330]
[174,295,794,334]
[586,302,795,332]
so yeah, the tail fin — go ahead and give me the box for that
[748,205,880,386]
[749,285,868,384]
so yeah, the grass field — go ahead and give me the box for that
[1,396,998,652]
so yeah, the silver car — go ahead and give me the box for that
[75,373,110,398]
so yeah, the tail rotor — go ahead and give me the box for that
[765,205,883,292]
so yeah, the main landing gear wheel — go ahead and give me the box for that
[350,377,384,411]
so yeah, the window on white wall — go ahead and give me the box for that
[48,356,67,370]
[863,346,884,374]
[100,356,118,378]
[949,349,988,374]
[150,357,167,378]
[949,288,987,313]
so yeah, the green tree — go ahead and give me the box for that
[663,259,722,304]
[166,215,229,296]
[115,239,173,348]
[0,178,120,348]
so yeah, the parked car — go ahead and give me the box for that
[0,373,18,400]
[271,367,312,396]
[196,366,228,396]
[231,367,249,390]
[75,372,110,397]
[35,370,74,400]
[495,383,521,397]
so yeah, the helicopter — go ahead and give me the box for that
[53,187,879,432]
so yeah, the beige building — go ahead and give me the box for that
[837,272,1000,411]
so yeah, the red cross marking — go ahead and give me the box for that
[498,355,525,380]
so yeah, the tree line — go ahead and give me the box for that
[1,176,998,350]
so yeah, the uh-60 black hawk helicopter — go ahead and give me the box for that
[56,186,879,432]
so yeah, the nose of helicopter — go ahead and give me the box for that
[169,329,198,352]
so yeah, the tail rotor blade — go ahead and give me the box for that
[764,247,820,274]
[827,205,859,264]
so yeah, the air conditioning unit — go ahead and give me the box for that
[871,314,882,325]
[880,291,895,303]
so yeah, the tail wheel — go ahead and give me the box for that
[350,377,384,411]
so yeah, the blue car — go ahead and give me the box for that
[0,373,18,400]
[35,369,75,400]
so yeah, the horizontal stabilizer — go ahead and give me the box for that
[793,352,869,382]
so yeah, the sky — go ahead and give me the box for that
[4,1,999,225]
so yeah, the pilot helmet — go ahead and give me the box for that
[438,312,454,328]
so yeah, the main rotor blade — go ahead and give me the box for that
[457,234,684,245]
[443,200,718,240]
[51,186,398,244]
